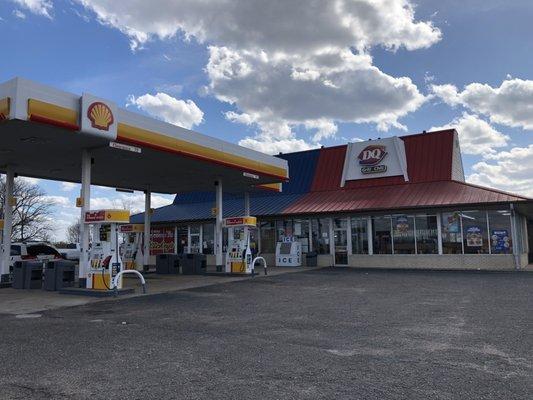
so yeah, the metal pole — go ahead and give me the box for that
[144,189,151,270]
[215,179,223,270]
[1,167,14,282]
[79,150,91,288]
[244,191,250,216]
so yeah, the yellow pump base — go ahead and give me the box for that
[92,274,111,290]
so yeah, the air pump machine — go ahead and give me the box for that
[84,209,130,290]
[224,216,257,274]
[119,223,144,271]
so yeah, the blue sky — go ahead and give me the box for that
[1,0,533,241]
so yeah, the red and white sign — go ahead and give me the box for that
[150,227,175,255]
[358,145,387,166]
[341,137,409,185]
[84,210,105,222]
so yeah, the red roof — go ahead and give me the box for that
[310,129,457,191]
[283,180,529,215]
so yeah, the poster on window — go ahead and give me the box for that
[445,213,460,233]
[150,227,175,255]
[395,216,410,233]
[466,226,483,247]
[491,230,510,253]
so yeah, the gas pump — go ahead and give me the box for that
[119,223,144,271]
[224,216,257,274]
[84,209,130,290]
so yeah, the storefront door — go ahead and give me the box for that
[333,218,348,265]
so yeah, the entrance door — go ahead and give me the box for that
[333,218,348,265]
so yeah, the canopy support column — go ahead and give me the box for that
[144,189,151,271]
[244,192,250,216]
[215,179,223,271]
[79,150,91,288]
[1,167,14,283]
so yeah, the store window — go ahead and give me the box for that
[202,223,214,254]
[441,212,462,254]
[259,221,276,253]
[311,218,330,254]
[487,210,513,254]
[350,217,368,254]
[293,219,310,253]
[415,215,438,254]
[461,210,489,254]
[372,216,392,254]
[392,214,415,254]
[189,225,201,253]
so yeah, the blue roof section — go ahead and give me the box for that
[275,149,320,194]
[131,192,307,223]
[133,148,320,224]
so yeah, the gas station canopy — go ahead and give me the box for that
[0,77,288,193]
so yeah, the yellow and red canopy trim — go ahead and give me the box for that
[27,99,80,131]
[116,123,288,182]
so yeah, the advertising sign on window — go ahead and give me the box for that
[150,227,175,255]
[466,226,483,247]
[491,229,510,253]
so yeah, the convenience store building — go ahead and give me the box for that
[133,129,533,271]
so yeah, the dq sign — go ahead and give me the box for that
[358,145,388,174]
[358,145,387,165]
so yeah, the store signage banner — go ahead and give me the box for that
[341,137,409,185]
[150,227,175,255]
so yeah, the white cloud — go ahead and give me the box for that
[61,182,79,192]
[76,0,441,53]
[12,0,53,19]
[12,9,26,19]
[430,113,509,156]
[468,144,533,198]
[17,176,41,185]
[432,78,533,130]
[77,0,439,152]
[43,195,72,207]
[127,92,203,129]
[90,193,173,214]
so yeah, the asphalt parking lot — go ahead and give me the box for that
[1,268,532,400]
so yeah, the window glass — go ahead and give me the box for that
[27,245,59,256]
[293,219,310,253]
[392,215,415,254]
[311,218,330,254]
[190,225,200,235]
[259,221,276,253]
[441,212,463,254]
[176,227,188,254]
[372,216,392,254]
[350,217,368,254]
[487,210,513,254]
[415,215,439,254]
[202,223,214,254]
[10,245,21,256]
[276,219,294,241]
[461,210,489,254]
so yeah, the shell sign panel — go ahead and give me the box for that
[341,137,409,185]
[80,93,118,140]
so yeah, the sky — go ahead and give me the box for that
[1,0,533,241]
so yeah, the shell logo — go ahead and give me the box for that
[87,102,114,131]
[358,145,387,166]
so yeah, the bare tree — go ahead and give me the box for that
[66,219,81,244]
[0,177,56,241]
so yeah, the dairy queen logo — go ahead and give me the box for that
[357,145,388,174]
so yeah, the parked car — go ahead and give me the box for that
[56,243,81,261]
[9,242,65,269]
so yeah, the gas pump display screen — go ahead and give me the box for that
[99,225,111,241]
[279,243,292,254]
